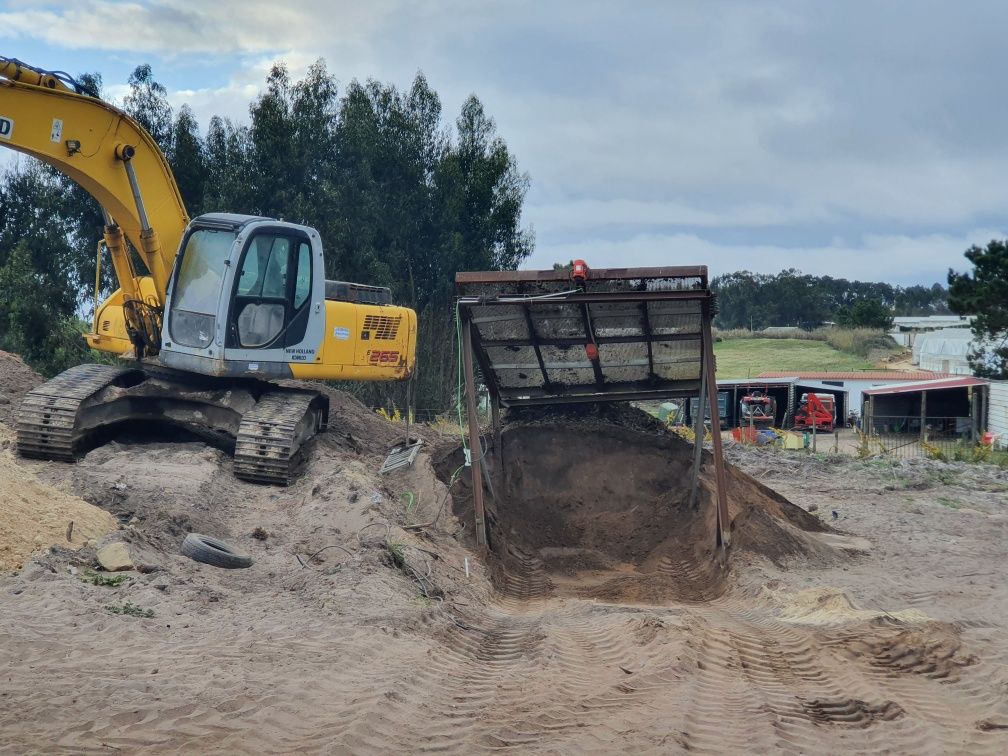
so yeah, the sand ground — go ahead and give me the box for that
[0,359,1006,753]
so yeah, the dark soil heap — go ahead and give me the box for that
[0,350,43,427]
[440,404,837,602]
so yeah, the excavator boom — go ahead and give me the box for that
[0,57,188,302]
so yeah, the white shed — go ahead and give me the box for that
[989,381,1008,449]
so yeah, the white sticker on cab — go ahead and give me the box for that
[50,119,63,143]
[0,117,12,140]
[333,327,350,341]
[248,363,259,371]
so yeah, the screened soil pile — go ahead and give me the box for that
[441,407,836,602]
[0,353,119,570]
[0,426,118,571]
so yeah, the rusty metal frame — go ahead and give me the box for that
[456,266,730,551]
[456,265,707,284]
[702,299,731,547]
[689,327,707,512]
[461,314,488,548]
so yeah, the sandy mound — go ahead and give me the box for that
[0,426,118,571]
[0,349,43,427]
[771,587,930,625]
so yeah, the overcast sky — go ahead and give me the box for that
[2,0,1005,285]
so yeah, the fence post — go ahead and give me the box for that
[920,390,927,444]
[971,388,979,443]
[981,386,988,437]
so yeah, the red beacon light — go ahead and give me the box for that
[571,259,589,283]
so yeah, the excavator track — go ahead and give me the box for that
[15,363,329,486]
[233,391,329,486]
[16,363,142,461]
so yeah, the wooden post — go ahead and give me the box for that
[403,374,412,446]
[688,330,708,511]
[920,390,928,443]
[702,304,731,548]
[971,387,979,443]
[461,316,487,548]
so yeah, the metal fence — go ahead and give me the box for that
[868,415,976,459]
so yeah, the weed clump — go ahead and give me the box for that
[81,571,129,587]
[105,602,154,618]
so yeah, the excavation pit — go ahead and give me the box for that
[442,410,833,604]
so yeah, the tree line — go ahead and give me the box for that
[0,61,533,413]
[711,270,951,331]
[2,60,1003,393]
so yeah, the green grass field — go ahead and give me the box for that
[713,338,873,379]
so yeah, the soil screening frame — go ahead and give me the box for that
[455,266,730,550]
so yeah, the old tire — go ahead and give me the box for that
[180,533,253,569]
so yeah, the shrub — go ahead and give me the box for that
[713,327,899,359]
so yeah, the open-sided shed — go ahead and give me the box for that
[862,376,989,442]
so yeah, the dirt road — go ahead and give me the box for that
[0,352,1006,753]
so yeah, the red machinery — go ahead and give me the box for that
[793,392,836,432]
[739,390,777,429]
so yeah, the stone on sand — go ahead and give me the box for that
[96,542,133,572]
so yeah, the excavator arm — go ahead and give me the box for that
[0,57,188,312]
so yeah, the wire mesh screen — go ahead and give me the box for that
[458,267,710,403]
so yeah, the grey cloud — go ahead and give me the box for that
[528,229,1005,286]
[2,1,1005,283]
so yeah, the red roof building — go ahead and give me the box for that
[862,376,988,396]
[757,370,949,381]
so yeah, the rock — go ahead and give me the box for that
[96,542,133,572]
[807,503,819,513]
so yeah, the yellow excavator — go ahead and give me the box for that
[0,56,417,484]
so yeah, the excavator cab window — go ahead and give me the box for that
[169,228,236,349]
[229,231,312,350]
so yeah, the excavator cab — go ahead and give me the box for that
[160,214,327,379]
